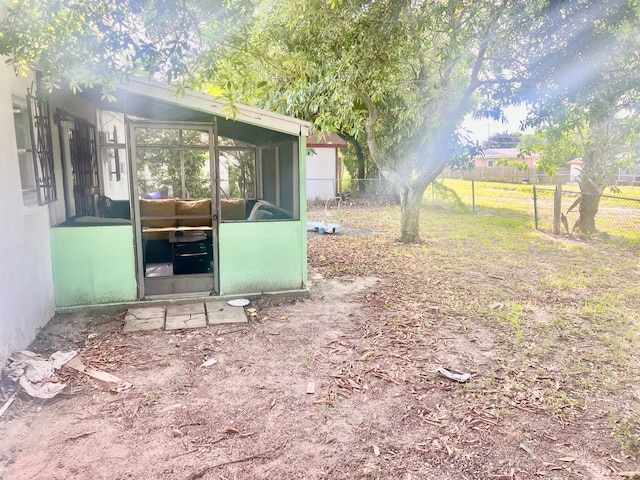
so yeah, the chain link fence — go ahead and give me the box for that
[308,177,485,214]
[306,177,396,203]
[533,186,640,244]
[308,177,489,212]
[307,178,640,245]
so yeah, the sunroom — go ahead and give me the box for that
[28,77,310,305]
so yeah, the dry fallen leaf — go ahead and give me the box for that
[373,445,380,457]
[200,358,217,368]
[360,351,374,361]
[347,379,360,389]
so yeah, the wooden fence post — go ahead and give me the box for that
[533,186,538,230]
[553,182,562,235]
[471,179,476,214]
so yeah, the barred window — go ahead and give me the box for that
[26,83,57,205]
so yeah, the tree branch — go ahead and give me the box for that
[451,4,506,120]
[452,35,489,119]
[476,78,522,86]
[360,90,407,193]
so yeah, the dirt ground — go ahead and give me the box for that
[1,205,639,480]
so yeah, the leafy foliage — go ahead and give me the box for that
[219,149,256,199]
[208,0,552,241]
[520,0,639,121]
[135,127,211,199]
[3,0,640,241]
[0,0,253,92]
[525,111,640,233]
[485,132,523,149]
[513,0,640,234]
[214,0,640,241]
[495,158,528,172]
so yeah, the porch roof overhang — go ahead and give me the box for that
[79,77,311,146]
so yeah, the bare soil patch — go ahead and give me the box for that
[1,204,639,480]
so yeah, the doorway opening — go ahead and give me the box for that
[130,122,217,298]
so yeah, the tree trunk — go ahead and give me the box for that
[340,132,367,194]
[400,185,427,243]
[572,193,601,234]
[359,90,437,243]
[357,146,366,193]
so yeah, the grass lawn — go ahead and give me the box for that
[428,178,640,246]
[308,198,640,477]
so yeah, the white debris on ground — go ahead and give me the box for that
[2,350,77,399]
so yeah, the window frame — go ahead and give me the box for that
[26,83,57,205]
[12,99,39,206]
[218,146,258,202]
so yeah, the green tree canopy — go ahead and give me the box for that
[214,0,639,241]
[0,0,253,95]
[520,0,640,234]
[2,0,639,242]
[485,132,523,149]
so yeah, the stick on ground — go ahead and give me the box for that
[187,443,286,480]
[0,392,18,418]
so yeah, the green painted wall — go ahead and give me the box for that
[218,221,305,295]
[50,226,137,306]
[218,136,308,296]
[298,136,307,285]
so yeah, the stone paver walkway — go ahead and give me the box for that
[123,301,248,333]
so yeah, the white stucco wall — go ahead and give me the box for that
[306,148,337,201]
[0,63,56,365]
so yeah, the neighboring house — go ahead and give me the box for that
[567,157,583,184]
[306,132,347,201]
[1,61,310,364]
[474,148,539,168]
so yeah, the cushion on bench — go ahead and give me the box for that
[141,198,248,232]
[221,198,246,220]
[140,198,177,228]
[177,199,212,226]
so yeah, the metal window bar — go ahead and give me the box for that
[26,84,57,205]
[70,119,99,217]
[111,126,122,181]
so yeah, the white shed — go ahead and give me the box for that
[306,133,347,201]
